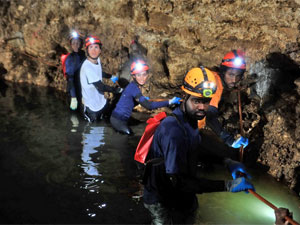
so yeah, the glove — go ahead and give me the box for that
[224,158,251,179]
[110,76,119,84]
[70,97,78,110]
[115,87,123,94]
[169,97,181,105]
[144,96,150,100]
[225,177,255,193]
[231,136,249,148]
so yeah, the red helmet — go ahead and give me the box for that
[85,35,101,48]
[130,59,149,75]
[221,50,246,69]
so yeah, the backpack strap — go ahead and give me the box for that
[141,113,188,185]
[145,113,187,166]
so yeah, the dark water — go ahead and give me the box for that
[0,82,299,224]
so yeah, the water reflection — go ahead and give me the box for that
[0,82,299,224]
[80,124,104,189]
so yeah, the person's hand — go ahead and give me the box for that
[169,97,181,105]
[70,97,78,110]
[110,76,119,84]
[224,158,251,179]
[144,96,150,100]
[225,177,255,193]
[275,208,293,225]
[115,87,123,94]
[231,136,248,148]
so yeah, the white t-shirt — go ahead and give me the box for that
[80,58,107,112]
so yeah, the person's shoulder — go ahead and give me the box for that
[80,59,90,71]
[158,114,184,136]
[125,82,139,91]
[65,52,74,61]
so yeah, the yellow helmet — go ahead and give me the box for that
[181,66,217,98]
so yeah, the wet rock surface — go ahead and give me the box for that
[0,0,300,194]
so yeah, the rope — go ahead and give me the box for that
[237,91,299,225]
[237,90,244,162]
[248,189,299,225]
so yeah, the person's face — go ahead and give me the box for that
[185,95,211,120]
[223,68,243,89]
[88,44,101,59]
[133,71,148,86]
[71,39,81,52]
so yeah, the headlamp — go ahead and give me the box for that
[233,57,243,67]
[203,89,213,97]
[89,38,95,44]
[71,31,79,38]
[201,81,215,97]
[135,62,143,72]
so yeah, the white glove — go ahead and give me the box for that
[70,97,78,110]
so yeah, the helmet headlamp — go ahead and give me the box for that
[130,60,149,75]
[89,38,95,44]
[181,67,217,98]
[233,57,243,67]
[71,31,79,39]
[135,62,143,72]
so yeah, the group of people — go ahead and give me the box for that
[64,31,181,133]
[63,31,291,225]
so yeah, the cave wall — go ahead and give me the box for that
[0,0,300,191]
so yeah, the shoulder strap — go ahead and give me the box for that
[61,53,70,78]
[134,112,167,164]
[145,113,187,166]
[170,113,187,137]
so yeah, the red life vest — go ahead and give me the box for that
[60,53,70,78]
[134,112,167,164]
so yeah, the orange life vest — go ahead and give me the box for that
[198,72,223,129]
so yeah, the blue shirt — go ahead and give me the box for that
[65,50,86,77]
[143,107,201,206]
[112,81,169,121]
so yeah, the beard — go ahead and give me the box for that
[188,110,206,120]
[185,102,206,121]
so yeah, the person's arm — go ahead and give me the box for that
[65,55,75,78]
[91,80,122,94]
[168,169,254,194]
[206,105,235,146]
[102,71,119,84]
[135,93,169,110]
[170,174,226,193]
[102,71,112,79]
[158,119,226,194]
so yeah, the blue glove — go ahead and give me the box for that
[226,177,255,193]
[231,136,249,148]
[144,96,150,100]
[110,76,119,84]
[169,97,182,105]
[224,158,251,179]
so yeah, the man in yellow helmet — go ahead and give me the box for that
[142,67,254,225]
